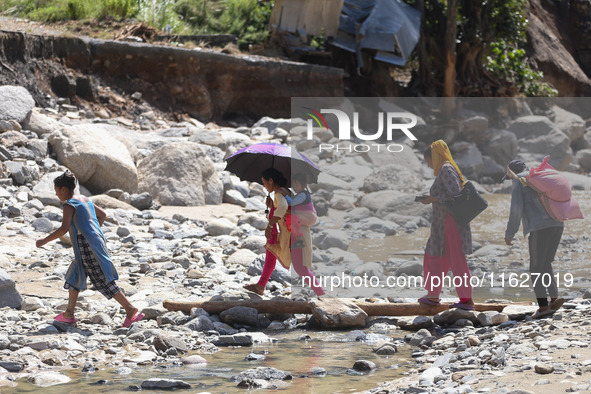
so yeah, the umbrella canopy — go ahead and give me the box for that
[224,143,321,187]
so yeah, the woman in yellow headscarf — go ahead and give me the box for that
[418,140,474,310]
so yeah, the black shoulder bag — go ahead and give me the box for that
[444,181,488,227]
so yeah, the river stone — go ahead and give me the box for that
[508,116,573,170]
[153,334,188,353]
[182,355,207,365]
[502,305,538,320]
[28,371,71,387]
[0,335,9,350]
[231,366,292,382]
[507,342,537,356]
[141,378,191,390]
[32,217,54,233]
[316,229,350,250]
[21,296,44,311]
[363,164,423,193]
[240,236,267,254]
[205,218,236,236]
[352,360,377,372]
[393,261,423,276]
[373,341,397,355]
[123,350,158,364]
[478,311,500,326]
[141,306,168,320]
[433,309,478,326]
[185,316,215,332]
[0,130,28,148]
[49,124,138,193]
[248,255,291,284]
[246,353,267,361]
[0,268,23,309]
[23,108,62,136]
[409,328,432,346]
[575,149,591,172]
[220,306,260,327]
[238,212,268,230]
[0,85,35,122]
[138,142,223,205]
[310,298,368,328]
[551,105,586,142]
[223,189,247,207]
[130,192,153,210]
[452,142,484,179]
[90,312,113,325]
[226,249,258,267]
[420,366,443,386]
[397,316,434,330]
[4,161,39,185]
[481,129,518,167]
[0,361,24,372]
[534,363,554,374]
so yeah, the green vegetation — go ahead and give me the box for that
[0,0,273,47]
[416,0,556,97]
[486,41,558,97]
[0,0,558,96]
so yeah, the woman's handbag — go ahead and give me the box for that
[444,181,488,226]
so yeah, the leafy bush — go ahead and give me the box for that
[217,0,272,47]
[98,0,138,19]
[486,40,558,97]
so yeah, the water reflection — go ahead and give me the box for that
[10,332,413,393]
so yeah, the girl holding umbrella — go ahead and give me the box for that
[243,167,324,296]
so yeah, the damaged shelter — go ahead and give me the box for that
[270,0,421,67]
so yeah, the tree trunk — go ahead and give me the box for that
[443,0,457,98]
[163,299,519,316]
[442,0,457,117]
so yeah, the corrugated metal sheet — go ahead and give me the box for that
[332,0,421,66]
[270,0,344,37]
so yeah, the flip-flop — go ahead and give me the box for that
[54,312,78,324]
[549,297,565,311]
[243,283,264,296]
[418,296,440,306]
[449,302,475,311]
[123,312,145,328]
[532,308,555,319]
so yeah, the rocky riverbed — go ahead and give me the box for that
[1,85,591,392]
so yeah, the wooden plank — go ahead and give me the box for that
[163,299,517,316]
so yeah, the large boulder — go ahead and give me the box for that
[451,142,484,179]
[481,129,518,167]
[551,105,586,144]
[508,116,573,170]
[310,298,367,328]
[362,164,423,193]
[0,86,35,123]
[22,108,63,136]
[48,125,138,193]
[0,268,23,309]
[138,142,223,206]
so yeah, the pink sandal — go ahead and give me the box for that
[54,312,78,324]
[123,312,145,328]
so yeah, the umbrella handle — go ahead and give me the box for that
[265,193,271,214]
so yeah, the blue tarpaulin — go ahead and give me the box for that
[331,0,421,67]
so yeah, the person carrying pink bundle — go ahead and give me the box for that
[35,171,144,328]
